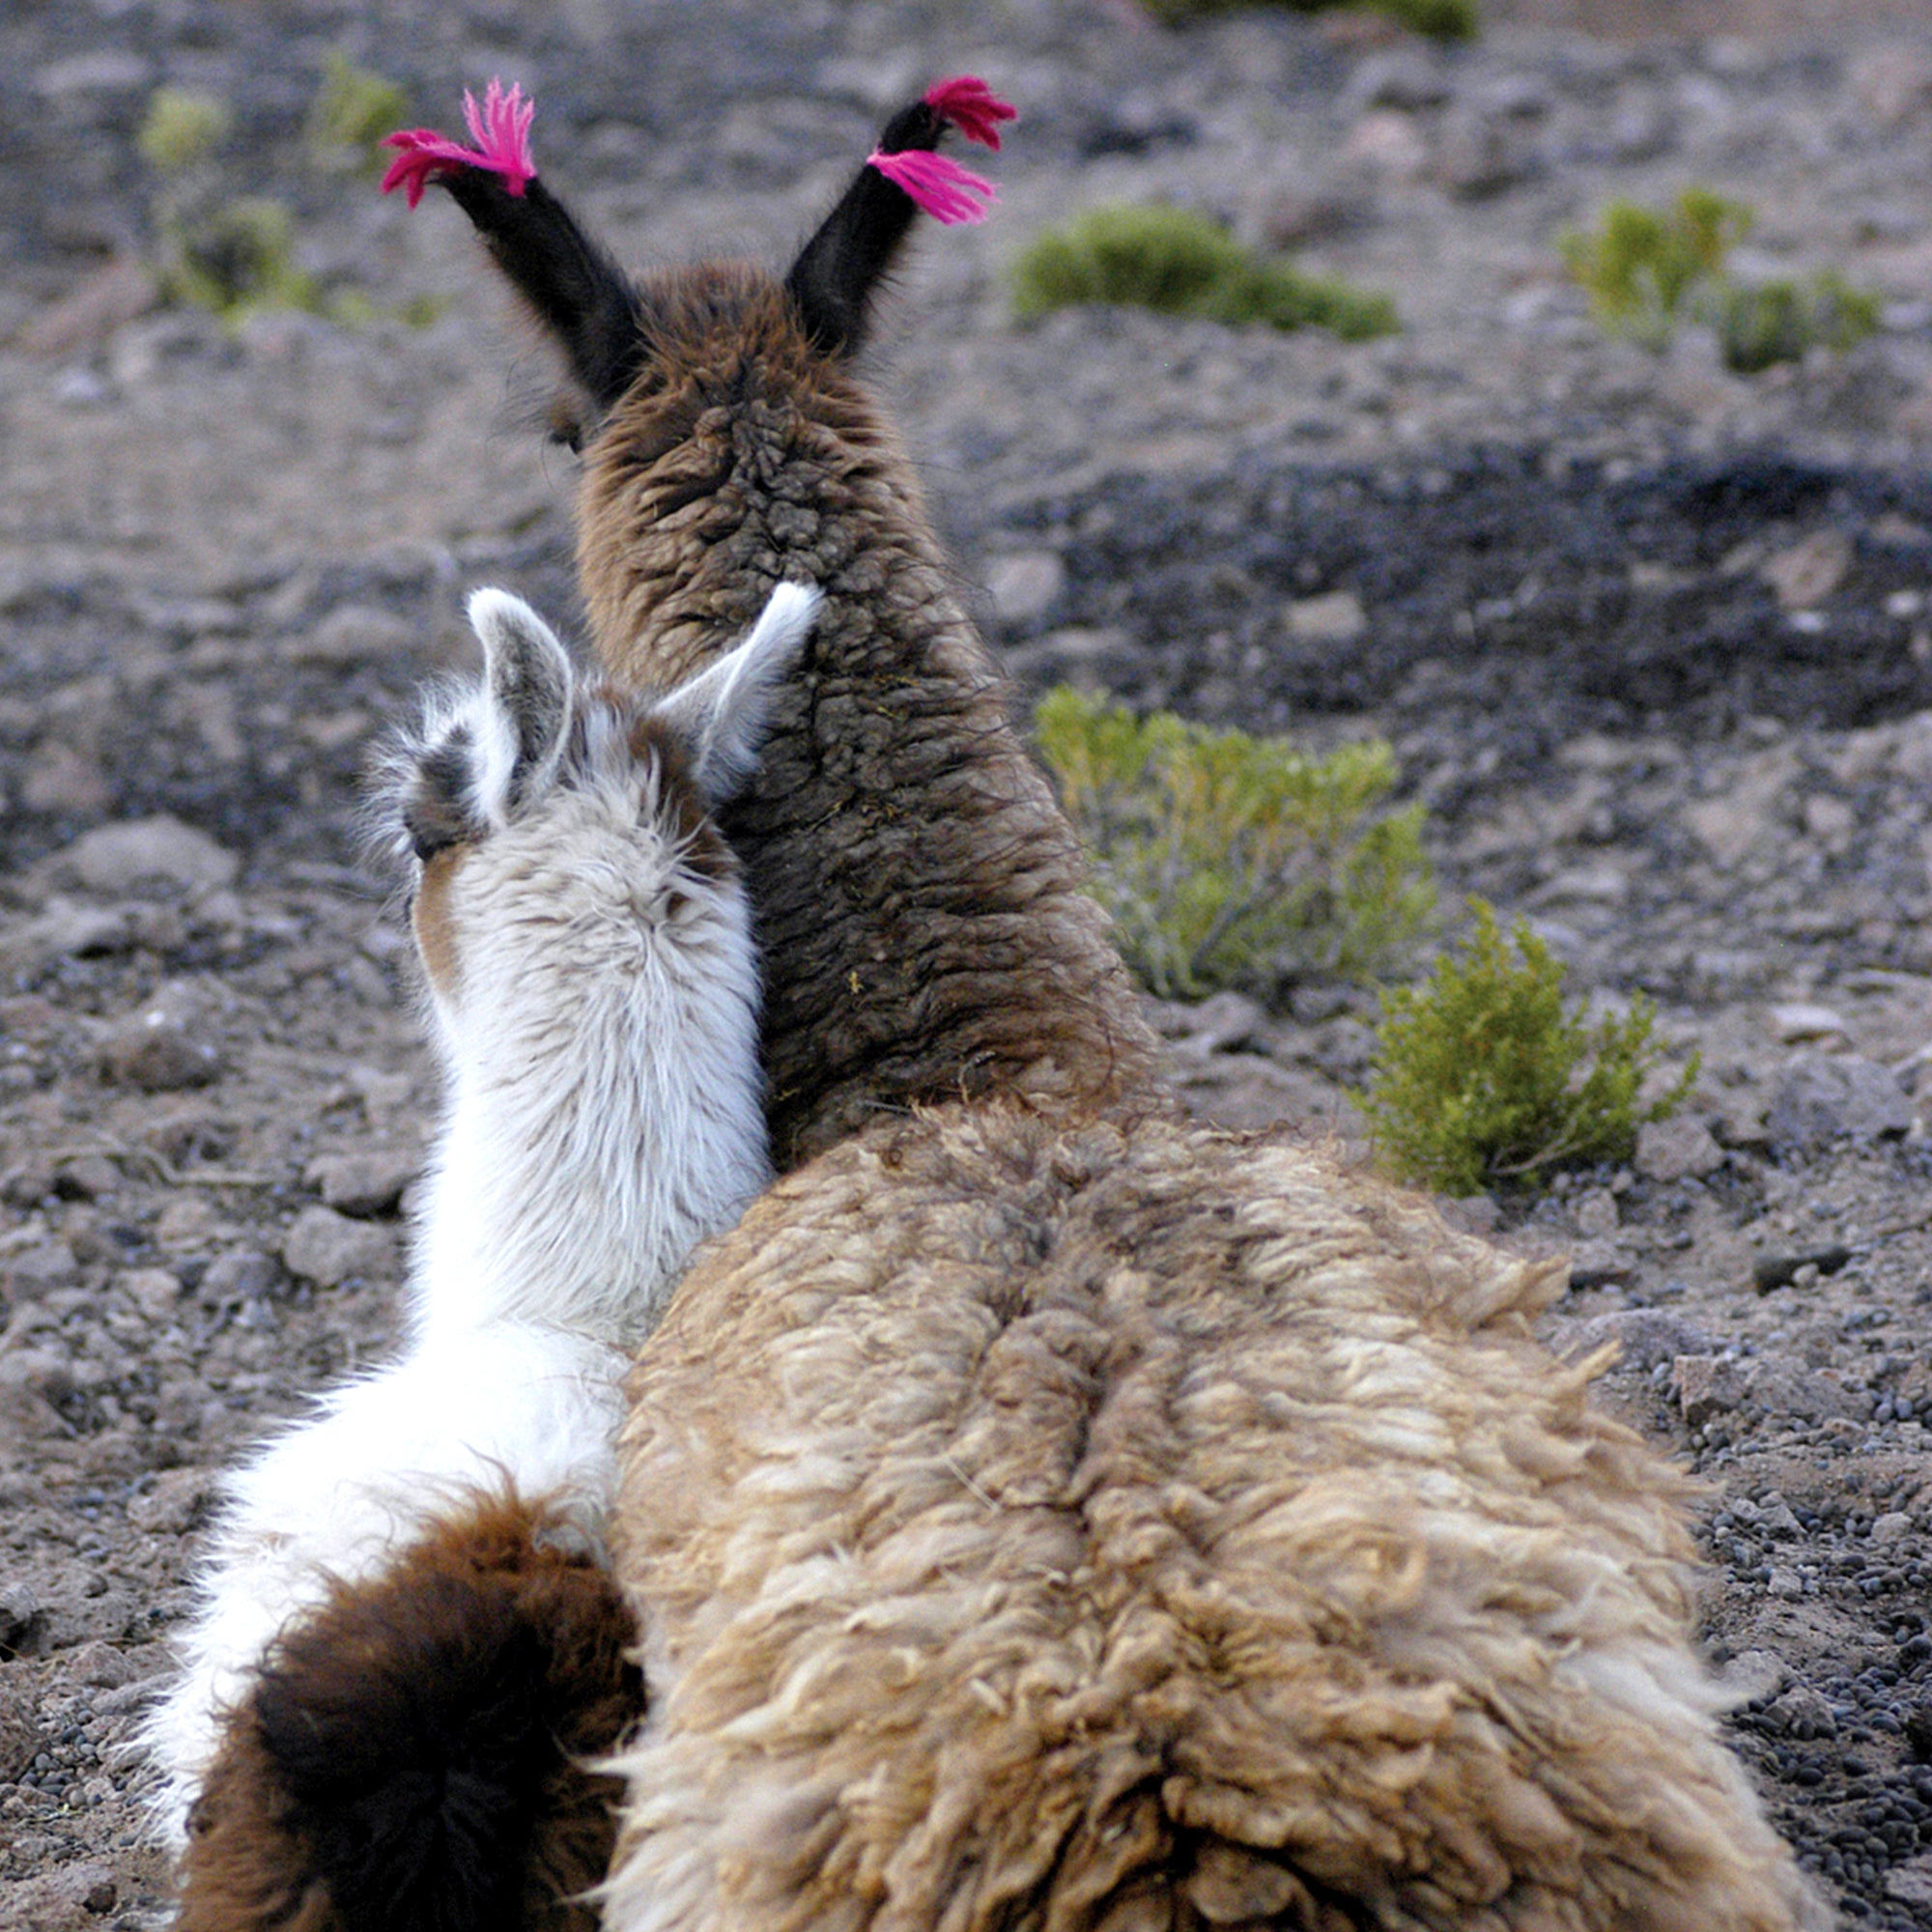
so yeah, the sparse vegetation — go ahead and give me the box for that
[306,52,411,176]
[137,68,439,329]
[1363,899,1697,1196]
[1036,686,1434,1001]
[1012,204,1398,342]
[137,88,231,173]
[1140,0,1477,40]
[1560,187,1881,372]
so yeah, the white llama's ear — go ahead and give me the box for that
[466,587,575,810]
[649,582,821,804]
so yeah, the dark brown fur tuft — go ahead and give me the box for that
[176,1493,641,1932]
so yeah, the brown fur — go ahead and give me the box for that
[573,266,1162,1169]
[411,846,468,1001]
[607,1106,1824,1932]
[177,1492,639,1932]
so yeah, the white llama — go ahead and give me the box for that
[144,578,820,1842]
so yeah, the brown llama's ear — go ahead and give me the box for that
[443,173,644,420]
[383,83,642,427]
[784,76,1014,357]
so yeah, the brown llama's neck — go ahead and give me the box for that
[577,277,1159,1169]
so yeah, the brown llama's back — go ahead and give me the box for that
[607,1105,1825,1932]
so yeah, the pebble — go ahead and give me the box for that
[280,1205,395,1289]
[983,553,1065,628]
[303,1149,417,1218]
[97,980,226,1092]
[57,815,239,895]
[1768,1003,1850,1045]
[1634,1115,1724,1181]
[1766,1054,1915,1150]
[126,1466,215,1536]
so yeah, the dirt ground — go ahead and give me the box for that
[2,1,1931,1926]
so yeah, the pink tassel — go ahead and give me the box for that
[381,77,536,209]
[923,75,1017,151]
[867,148,1000,225]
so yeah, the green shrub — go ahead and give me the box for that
[137,88,230,173]
[1011,204,1398,342]
[1363,899,1697,1196]
[1140,0,1477,39]
[1705,271,1882,374]
[1036,686,1434,1000]
[1559,188,1880,371]
[158,195,318,318]
[307,52,410,175]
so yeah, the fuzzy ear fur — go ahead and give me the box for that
[647,582,821,804]
[174,1492,640,1932]
[468,586,575,807]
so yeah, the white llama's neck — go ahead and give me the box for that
[408,917,769,1354]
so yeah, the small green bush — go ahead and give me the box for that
[158,195,318,318]
[1036,686,1434,1000]
[1141,0,1477,39]
[1012,205,1398,342]
[138,88,230,173]
[1363,899,1697,1196]
[1705,271,1882,375]
[307,52,410,175]
[1560,188,1880,372]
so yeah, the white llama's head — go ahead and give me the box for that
[373,581,820,1045]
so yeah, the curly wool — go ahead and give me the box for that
[575,267,1162,1169]
[606,1105,1825,1932]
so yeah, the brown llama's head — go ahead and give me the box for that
[382,74,1011,447]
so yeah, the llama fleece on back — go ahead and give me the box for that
[607,1106,1826,1932]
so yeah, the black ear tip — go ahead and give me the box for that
[784,77,1015,360]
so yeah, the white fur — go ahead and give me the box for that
[144,581,820,1841]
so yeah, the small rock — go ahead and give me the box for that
[117,1267,184,1320]
[59,814,239,895]
[196,1249,279,1309]
[304,1148,417,1218]
[1562,1308,1712,1373]
[1762,529,1851,611]
[1766,1053,1913,1150]
[1765,1566,1804,1601]
[0,1676,42,1781]
[1341,109,1429,180]
[1771,1684,1838,1739]
[1286,589,1367,644]
[0,1581,43,1659]
[1571,1187,1619,1239]
[1870,1510,1915,1548]
[66,1638,142,1689]
[1,1239,79,1299]
[984,553,1065,628]
[17,254,159,359]
[20,739,112,813]
[98,980,226,1092]
[1674,1353,1751,1427]
[282,1205,395,1289]
[1767,1002,1848,1044]
[1752,1246,1852,1293]
[1634,1116,1723,1183]
[1850,43,1932,128]
[127,1466,216,1536]
[288,603,415,668]
[1714,1648,1787,1705]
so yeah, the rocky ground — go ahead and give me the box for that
[3,0,1932,1925]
